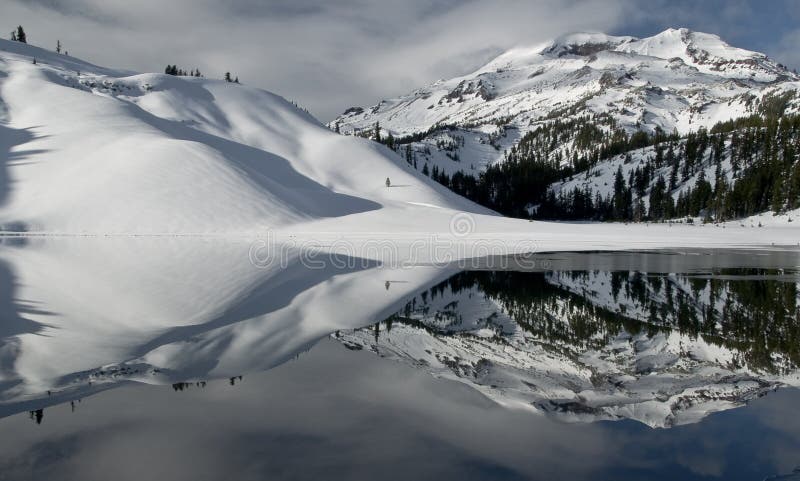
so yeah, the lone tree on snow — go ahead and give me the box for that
[56,40,61,54]
[224,72,232,82]
[385,177,391,188]
[15,26,26,43]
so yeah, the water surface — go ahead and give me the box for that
[0,241,798,480]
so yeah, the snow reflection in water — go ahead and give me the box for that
[0,242,800,479]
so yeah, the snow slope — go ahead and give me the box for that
[0,38,492,235]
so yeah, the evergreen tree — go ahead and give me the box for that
[374,122,381,143]
[224,72,232,82]
[649,175,667,220]
[789,163,800,209]
[612,166,627,220]
[16,26,26,43]
[690,170,713,217]
[56,40,62,54]
[713,174,729,221]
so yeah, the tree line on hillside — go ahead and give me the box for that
[9,26,69,56]
[538,114,800,222]
[165,65,203,77]
[366,96,800,222]
[8,24,242,84]
[164,65,239,83]
[424,116,684,219]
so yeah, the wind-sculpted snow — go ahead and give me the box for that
[0,38,493,235]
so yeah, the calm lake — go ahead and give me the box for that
[0,241,798,481]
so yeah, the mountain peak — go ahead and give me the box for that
[617,27,768,66]
[542,31,634,57]
[334,27,798,143]
[479,32,632,71]
[478,27,753,71]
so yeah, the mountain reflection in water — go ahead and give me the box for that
[0,242,799,480]
[340,265,800,427]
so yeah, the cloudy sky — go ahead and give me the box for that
[2,0,798,121]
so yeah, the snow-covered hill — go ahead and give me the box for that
[332,28,800,180]
[0,38,493,235]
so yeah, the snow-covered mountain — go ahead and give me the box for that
[332,28,800,179]
[335,268,800,428]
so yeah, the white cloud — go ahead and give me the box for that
[1,0,635,120]
[1,0,795,120]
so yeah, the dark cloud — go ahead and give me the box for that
[9,0,120,24]
[0,0,796,121]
